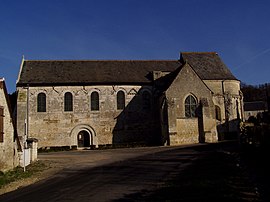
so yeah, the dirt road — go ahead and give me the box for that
[0,142,264,201]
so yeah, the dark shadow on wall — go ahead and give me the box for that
[197,102,205,143]
[217,118,241,141]
[159,95,170,146]
[112,86,167,146]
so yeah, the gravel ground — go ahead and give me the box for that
[0,141,269,201]
[0,146,179,195]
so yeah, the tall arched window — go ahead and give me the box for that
[117,91,125,110]
[91,91,99,111]
[64,92,73,111]
[37,93,46,112]
[185,95,197,118]
[215,105,221,121]
[142,91,151,110]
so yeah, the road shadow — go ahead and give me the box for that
[113,141,265,202]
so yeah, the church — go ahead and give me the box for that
[16,52,243,149]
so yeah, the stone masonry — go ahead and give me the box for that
[16,52,243,149]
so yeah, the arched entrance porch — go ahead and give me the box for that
[70,124,98,148]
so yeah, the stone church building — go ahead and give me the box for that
[16,52,243,149]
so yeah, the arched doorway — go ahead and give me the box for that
[77,130,91,147]
[70,124,98,148]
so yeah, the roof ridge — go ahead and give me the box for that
[181,52,218,55]
[24,59,179,62]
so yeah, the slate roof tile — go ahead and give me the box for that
[180,52,237,80]
[17,60,180,86]
[17,52,238,86]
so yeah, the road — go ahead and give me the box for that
[0,142,263,202]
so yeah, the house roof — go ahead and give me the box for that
[180,52,237,80]
[16,52,238,87]
[244,101,267,111]
[0,78,12,116]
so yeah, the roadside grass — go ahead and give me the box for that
[0,161,48,188]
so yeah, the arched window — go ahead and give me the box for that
[185,95,197,118]
[64,92,73,111]
[142,91,151,110]
[117,91,125,110]
[91,91,99,111]
[37,93,46,112]
[215,105,221,121]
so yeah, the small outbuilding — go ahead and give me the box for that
[244,101,267,121]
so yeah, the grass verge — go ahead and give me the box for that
[0,161,48,189]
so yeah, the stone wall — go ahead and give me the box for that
[205,80,242,138]
[165,64,218,145]
[173,118,199,144]
[17,85,158,148]
[0,83,19,172]
[205,80,242,120]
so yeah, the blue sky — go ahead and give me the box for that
[1,0,270,93]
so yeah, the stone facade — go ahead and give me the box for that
[164,63,217,145]
[0,78,20,172]
[17,85,158,148]
[16,52,243,148]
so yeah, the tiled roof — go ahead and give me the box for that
[17,52,238,86]
[17,60,180,86]
[180,52,237,80]
[244,101,267,111]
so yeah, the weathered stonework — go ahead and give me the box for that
[17,85,157,148]
[0,79,20,172]
[164,63,219,145]
[16,52,243,148]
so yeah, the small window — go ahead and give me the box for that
[142,91,151,110]
[117,91,125,110]
[185,95,197,118]
[37,93,46,112]
[64,92,73,111]
[215,105,221,121]
[91,92,99,111]
[0,107,4,142]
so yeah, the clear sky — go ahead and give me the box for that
[1,0,270,93]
